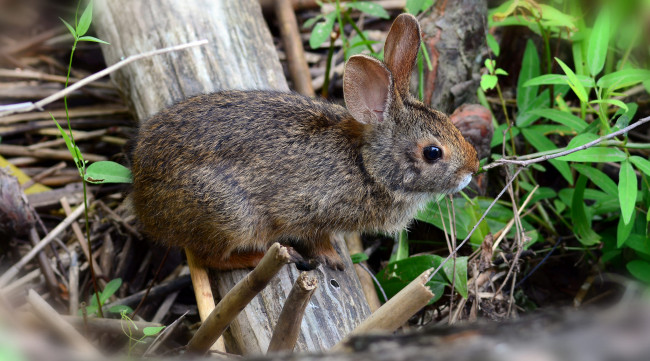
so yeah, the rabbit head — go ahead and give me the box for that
[343,14,479,195]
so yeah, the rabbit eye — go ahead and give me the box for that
[423,146,442,162]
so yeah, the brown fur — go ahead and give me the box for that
[131,14,479,271]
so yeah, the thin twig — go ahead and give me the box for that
[186,243,292,354]
[0,203,86,287]
[483,116,650,170]
[267,272,318,353]
[427,168,523,283]
[0,39,209,117]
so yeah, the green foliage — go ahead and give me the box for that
[80,278,125,316]
[350,252,369,263]
[376,255,468,304]
[480,0,650,285]
[305,1,435,98]
[120,310,165,355]
[85,161,133,184]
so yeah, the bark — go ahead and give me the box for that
[420,0,488,114]
[93,0,370,353]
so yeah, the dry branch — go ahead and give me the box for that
[483,116,650,170]
[61,197,104,278]
[0,40,208,118]
[27,290,101,357]
[275,0,314,96]
[0,144,106,162]
[0,202,85,287]
[332,269,435,351]
[186,249,226,352]
[427,167,523,283]
[267,272,318,353]
[187,243,292,354]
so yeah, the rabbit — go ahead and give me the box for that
[131,14,479,271]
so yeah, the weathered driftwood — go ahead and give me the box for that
[420,0,487,114]
[93,0,370,353]
[94,0,288,122]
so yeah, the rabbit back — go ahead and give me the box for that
[132,90,411,263]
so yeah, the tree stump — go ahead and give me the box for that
[420,0,488,114]
[93,0,370,353]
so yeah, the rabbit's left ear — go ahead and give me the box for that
[383,13,421,97]
[343,55,393,125]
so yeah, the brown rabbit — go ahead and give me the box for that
[131,14,479,271]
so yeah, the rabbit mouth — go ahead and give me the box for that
[451,174,473,193]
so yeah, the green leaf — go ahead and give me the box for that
[523,74,595,88]
[556,57,589,103]
[589,99,628,112]
[78,36,109,44]
[303,14,323,29]
[51,115,84,170]
[85,161,132,184]
[484,59,495,73]
[486,33,500,56]
[350,252,369,264]
[626,234,650,256]
[393,229,410,262]
[626,260,650,283]
[517,40,540,112]
[495,68,508,76]
[617,208,635,248]
[537,4,576,29]
[100,278,122,304]
[405,0,434,15]
[587,6,610,76]
[571,175,601,245]
[345,2,390,19]
[376,255,448,304]
[521,128,573,185]
[619,159,637,225]
[597,69,650,91]
[630,156,650,177]
[526,108,588,132]
[572,164,618,196]
[77,0,94,37]
[557,147,627,162]
[566,132,599,148]
[442,257,468,298]
[143,326,166,337]
[60,18,77,38]
[480,74,498,91]
[108,304,133,314]
[309,12,336,49]
[516,89,550,127]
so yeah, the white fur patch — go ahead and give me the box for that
[453,174,473,193]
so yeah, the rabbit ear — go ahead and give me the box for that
[383,13,421,96]
[344,55,393,124]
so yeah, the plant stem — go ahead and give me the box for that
[343,12,374,53]
[495,82,515,155]
[64,37,102,318]
[321,32,336,98]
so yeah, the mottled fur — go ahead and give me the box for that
[131,14,478,270]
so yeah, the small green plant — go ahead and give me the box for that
[306,0,435,99]
[481,1,650,285]
[79,278,131,316]
[305,0,387,96]
[54,0,133,317]
[120,310,165,356]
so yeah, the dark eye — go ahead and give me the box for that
[423,146,442,162]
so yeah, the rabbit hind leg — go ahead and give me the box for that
[282,233,345,271]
